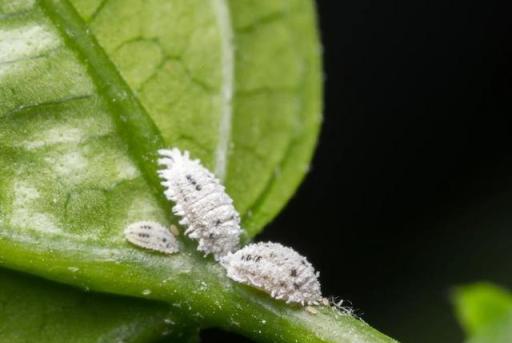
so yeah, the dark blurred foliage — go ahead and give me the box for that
[203,0,512,342]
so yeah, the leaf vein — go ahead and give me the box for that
[212,0,235,181]
[1,94,94,119]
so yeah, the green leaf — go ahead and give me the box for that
[69,0,323,237]
[0,268,199,343]
[453,283,512,336]
[454,283,512,343]
[0,0,395,342]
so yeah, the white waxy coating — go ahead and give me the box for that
[220,242,323,305]
[124,221,179,254]
[157,148,241,260]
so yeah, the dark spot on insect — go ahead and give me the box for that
[215,219,221,226]
[186,174,199,186]
[162,238,167,242]
[242,254,253,261]
[209,233,214,238]
[280,282,286,287]
[138,233,149,238]
[301,260,307,265]
[195,185,201,191]
[290,269,297,277]
[293,283,300,290]
[255,256,262,262]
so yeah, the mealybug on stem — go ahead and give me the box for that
[158,148,241,260]
[124,221,179,254]
[220,242,324,305]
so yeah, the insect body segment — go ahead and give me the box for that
[124,221,179,254]
[158,148,241,260]
[220,242,324,305]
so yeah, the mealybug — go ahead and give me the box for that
[124,221,179,254]
[158,148,241,260]
[220,242,323,305]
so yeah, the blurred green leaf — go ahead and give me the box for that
[454,282,512,343]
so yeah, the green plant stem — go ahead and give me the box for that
[0,233,395,343]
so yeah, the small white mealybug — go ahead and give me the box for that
[220,242,323,305]
[124,221,179,254]
[157,148,241,260]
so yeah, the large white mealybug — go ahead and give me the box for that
[220,242,323,305]
[124,221,179,254]
[157,148,241,260]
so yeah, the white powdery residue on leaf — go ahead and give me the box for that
[157,148,241,260]
[45,150,88,178]
[113,154,140,181]
[10,180,62,234]
[0,24,59,64]
[23,124,86,150]
[220,242,324,305]
[11,211,61,234]
[124,221,179,254]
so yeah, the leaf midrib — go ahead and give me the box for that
[37,0,168,210]
[212,0,234,181]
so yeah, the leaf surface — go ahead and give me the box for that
[70,0,323,236]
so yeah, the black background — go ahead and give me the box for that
[204,0,512,342]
